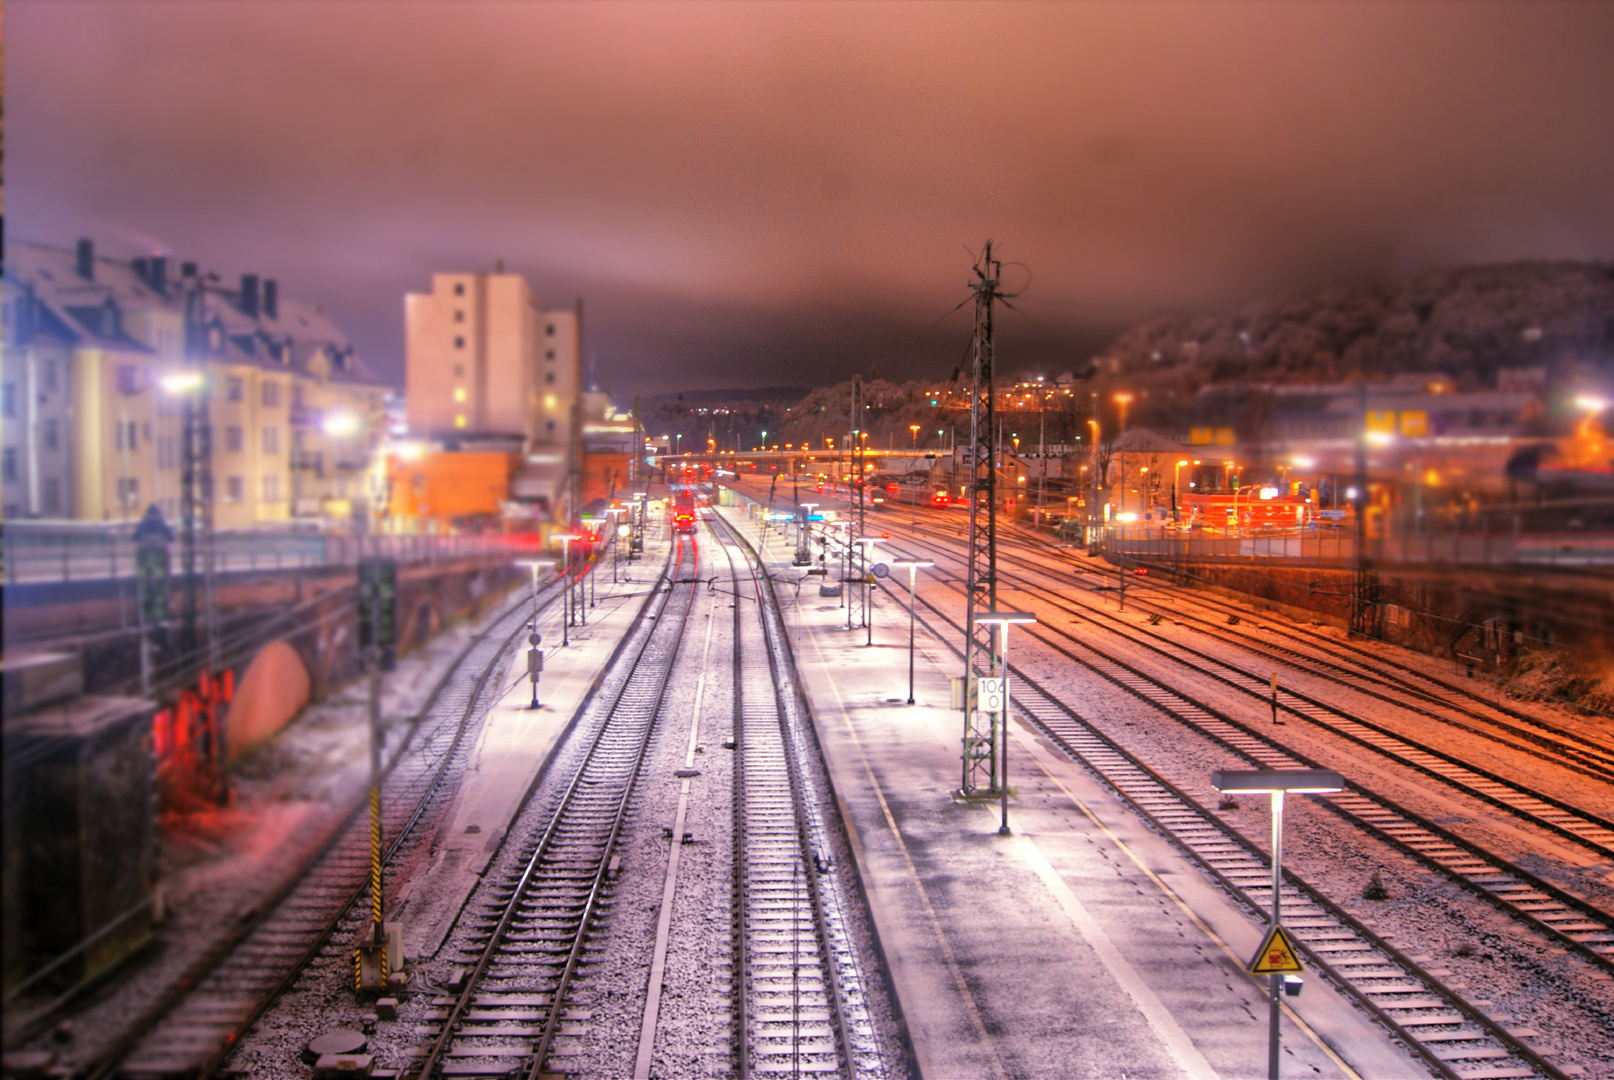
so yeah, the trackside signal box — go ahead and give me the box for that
[358,557,399,671]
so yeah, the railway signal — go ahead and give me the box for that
[1212,767,1344,1080]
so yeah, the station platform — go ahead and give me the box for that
[715,502,1425,1080]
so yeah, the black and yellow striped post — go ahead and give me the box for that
[355,647,389,991]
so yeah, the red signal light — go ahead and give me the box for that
[1135,566,1148,575]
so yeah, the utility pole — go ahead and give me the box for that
[1350,380,1378,638]
[961,241,1017,797]
[848,375,867,630]
[1037,393,1047,525]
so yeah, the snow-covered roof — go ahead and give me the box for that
[5,239,382,386]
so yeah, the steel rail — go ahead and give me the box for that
[914,514,1614,783]
[76,581,559,1080]
[873,550,1614,974]
[879,562,1614,973]
[983,527,1614,783]
[997,516,1614,756]
[894,522,1614,859]
[409,540,695,1080]
[891,578,1572,1080]
[708,513,856,1079]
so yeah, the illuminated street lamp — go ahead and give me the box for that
[322,409,361,437]
[892,558,934,703]
[513,559,554,708]
[1173,459,1190,522]
[1211,768,1344,1080]
[852,536,886,645]
[605,507,626,582]
[971,610,1038,834]
[909,424,921,449]
[159,371,205,396]
[1113,391,1134,434]
[553,533,582,645]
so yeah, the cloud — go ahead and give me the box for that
[9,1,1613,395]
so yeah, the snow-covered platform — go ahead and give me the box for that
[720,503,1425,1080]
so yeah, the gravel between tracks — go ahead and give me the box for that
[5,588,522,1073]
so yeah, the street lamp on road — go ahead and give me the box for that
[971,610,1038,835]
[892,558,934,703]
[1211,768,1344,1080]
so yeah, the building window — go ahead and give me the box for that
[115,365,142,394]
[454,363,464,377]
[2,448,16,480]
[453,282,465,296]
[43,419,59,451]
[546,372,555,385]
[43,479,61,515]
[547,420,555,434]
[546,350,555,360]
[116,421,139,450]
[263,426,280,454]
[454,336,465,349]
[226,476,244,502]
[42,361,59,393]
[2,383,14,417]
[454,387,467,403]
[226,375,244,402]
[454,310,465,322]
[263,474,280,502]
[263,381,280,407]
[454,414,467,429]
[545,324,555,336]
[118,476,140,507]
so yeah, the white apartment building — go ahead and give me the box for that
[404,271,580,450]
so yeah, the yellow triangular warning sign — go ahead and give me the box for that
[1248,925,1304,975]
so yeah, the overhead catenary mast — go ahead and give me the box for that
[847,375,868,631]
[960,241,1017,797]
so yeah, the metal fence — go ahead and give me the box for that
[1099,525,1614,569]
[1,523,541,585]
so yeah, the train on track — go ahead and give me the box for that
[672,487,699,534]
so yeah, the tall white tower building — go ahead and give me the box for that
[404,272,579,449]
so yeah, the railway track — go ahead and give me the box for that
[825,536,1575,1080]
[865,528,1614,977]
[707,510,885,1080]
[87,576,572,1080]
[968,540,1614,856]
[409,539,695,1080]
[995,519,1614,779]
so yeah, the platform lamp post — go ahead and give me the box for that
[852,536,886,645]
[553,534,581,645]
[514,559,554,708]
[971,611,1037,835]
[1211,768,1344,1080]
[892,558,934,703]
[799,502,819,566]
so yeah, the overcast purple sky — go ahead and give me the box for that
[10,2,1614,397]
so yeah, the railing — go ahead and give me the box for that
[1,523,544,585]
[1100,525,1614,569]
